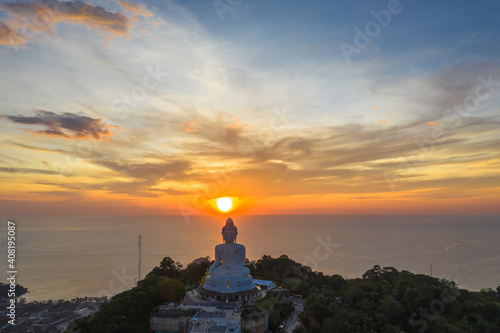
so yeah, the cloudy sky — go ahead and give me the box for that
[0,0,499,216]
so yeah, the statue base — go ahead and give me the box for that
[202,275,254,293]
[199,275,260,302]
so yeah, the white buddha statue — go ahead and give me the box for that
[202,217,254,294]
[208,217,251,278]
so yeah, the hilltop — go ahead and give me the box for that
[67,255,500,333]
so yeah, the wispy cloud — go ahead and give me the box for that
[0,0,499,215]
[94,160,191,182]
[0,0,153,46]
[28,190,80,196]
[117,0,153,19]
[0,167,61,175]
[0,21,25,45]
[2,110,118,139]
[183,122,198,133]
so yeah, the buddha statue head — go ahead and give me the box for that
[222,217,237,243]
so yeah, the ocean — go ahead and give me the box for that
[1,215,499,301]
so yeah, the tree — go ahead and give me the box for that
[148,256,183,278]
[378,297,405,320]
[363,265,382,280]
[153,277,186,303]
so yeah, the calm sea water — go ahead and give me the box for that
[1,215,499,301]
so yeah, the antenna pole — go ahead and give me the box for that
[138,235,142,281]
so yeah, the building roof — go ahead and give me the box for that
[192,257,210,265]
[253,279,275,286]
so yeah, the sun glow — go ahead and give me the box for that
[215,197,235,212]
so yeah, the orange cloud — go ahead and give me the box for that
[0,21,26,46]
[0,0,139,46]
[227,117,248,129]
[184,122,198,133]
[373,107,379,110]
[427,121,440,125]
[117,1,153,19]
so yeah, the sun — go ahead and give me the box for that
[215,197,235,213]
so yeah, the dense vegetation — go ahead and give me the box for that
[68,254,500,333]
[292,265,500,333]
[250,254,346,297]
[69,257,210,333]
[249,255,500,332]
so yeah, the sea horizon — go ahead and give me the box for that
[2,214,498,302]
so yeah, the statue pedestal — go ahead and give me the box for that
[202,275,254,293]
[199,275,260,302]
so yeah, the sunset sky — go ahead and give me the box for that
[1,0,499,216]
